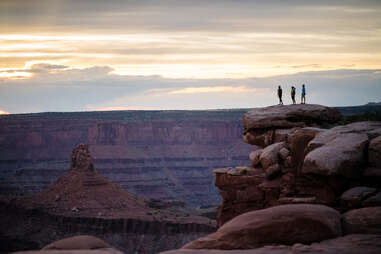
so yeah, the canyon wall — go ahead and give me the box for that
[0,200,215,254]
[0,110,252,208]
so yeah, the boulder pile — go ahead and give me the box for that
[216,105,381,226]
[159,104,381,254]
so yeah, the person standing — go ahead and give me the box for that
[277,85,283,105]
[301,84,306,104]
[291,86,296,104]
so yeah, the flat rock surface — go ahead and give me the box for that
[11,249,123,254]
[160,234,381,254]
[183,204,341,250]
[243,104,342,130]
[42,235,111,250]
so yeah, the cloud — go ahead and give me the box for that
[0,63,113,81]
[167,86,256,94]
[30,63,68,71]
[1,65,381,113]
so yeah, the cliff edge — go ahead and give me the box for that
[160,104,381,254]
[217,104,381,226]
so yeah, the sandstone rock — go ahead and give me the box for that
[71,143,94,171]
[303,132,368,177]
[363,167,381,177]
[292,234,381,254]
[274,128,297,143]
[265,164,281,180]
[288,127,323,171]
[11,249,124,254]
[369,135,381,168]
[278,148,290,160]
[341,187,377,208]
[213,168,231,174]
[279,172,295,197]
[295,176,338,206]
[183,204,341,250]
[243,129,274,147]
[305,122,380,152]
[260,142,285,169]
[343,207,381,234]
[363,191,381,207]
[42,235,111,250]
[284,156,293,168]
[160,234,381,254]
[249,149,263,167]
[243,104,342,131]
[278,196,316,204]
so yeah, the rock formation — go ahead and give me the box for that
[242,104,342,147]
[11,235,123,254]
[160,104,381,254]
[42,235,112,250]
[183,204,342,250]
[0,110,253,208]
[216,105,381,226]
[0,144,215,254]
[159,234,381,254]
[21,143,153,218]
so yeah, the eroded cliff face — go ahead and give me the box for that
[0,143,216,254]
[0,111,252,208]
[215,105,381,226]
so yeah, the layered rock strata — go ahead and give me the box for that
[0,110,253,208]
[0,144,215,254]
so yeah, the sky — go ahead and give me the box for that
[1,0,381,114]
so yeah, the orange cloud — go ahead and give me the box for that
[0,110,9,115]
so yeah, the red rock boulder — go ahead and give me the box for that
[183,204,341,250]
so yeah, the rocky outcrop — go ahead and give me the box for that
[341,187,377,208]
[12,249,123,254]
[369,135,381,168]
[342,207,381,234]
[20,143,154,218]
[159,234,381,254]
[243,104,342,147]
[162,105,381,254]
[0,144,215,254]
[302,123,378,177]
[182,204,341,250]
[42,235,111,250]
[214,105,381,226]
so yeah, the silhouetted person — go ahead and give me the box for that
[291,86,296,104]
[277,86,283,105]
[301,84,306,104]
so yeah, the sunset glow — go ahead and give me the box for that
[1,0,380,113]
